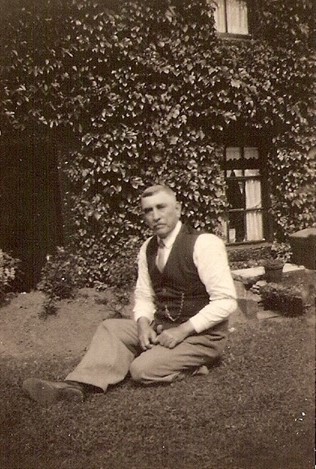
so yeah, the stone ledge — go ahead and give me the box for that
[232,263,306,283]
[231,264,307,321]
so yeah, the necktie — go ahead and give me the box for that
[156,238,165,272]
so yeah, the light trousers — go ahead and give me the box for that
[66,319,227,392]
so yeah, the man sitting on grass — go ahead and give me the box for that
[23,184,237,405]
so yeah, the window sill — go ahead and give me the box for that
[216,32,252,41]
[226,241,272,250]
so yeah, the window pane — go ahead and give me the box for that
[229,212,245,241]
[223,145,265,243]
[226,147,241,161]
[245,179,263,239]
[245,179,262,209]
[245,169,260,177]
[213,0,226,33]
[246,212,263,240]
[226,0,248,35]
[232,169,243,177]
[227,173,244,207]
[244,147,259,160]
[227,172,245,241]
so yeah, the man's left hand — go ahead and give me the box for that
[156,321,195,349]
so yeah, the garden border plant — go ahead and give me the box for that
[37,247,88,317]
[0,249,20,306]
[37,243,139,317]
[1,0,315,287]
[259,282,307,317]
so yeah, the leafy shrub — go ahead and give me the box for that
[37,238,139,317]
[270,241,292,263]
[38,247,88,300]
[40,297,59,318]
[260,282,305,316]
[82,235,139,315]
[71,234,141,289]
[38,247,88,317]
[228,245,273,270]
[228,242,293,270]
[0,249,20,305]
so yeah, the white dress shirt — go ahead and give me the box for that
[133,221,237,333]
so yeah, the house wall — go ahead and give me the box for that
[0,0,314,287]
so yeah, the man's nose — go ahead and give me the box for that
[152,208,160,221]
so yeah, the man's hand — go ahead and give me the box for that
[156,321,195,349]
[137,317,158,351]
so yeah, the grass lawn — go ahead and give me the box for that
[0,316,314,469]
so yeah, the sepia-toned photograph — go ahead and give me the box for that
[0,1,315,468]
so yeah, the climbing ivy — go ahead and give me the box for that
[0,0,315,284]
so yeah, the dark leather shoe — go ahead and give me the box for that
[22,378,84,405]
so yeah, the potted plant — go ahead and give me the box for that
[262,258,285,283]
[262,242,292,283]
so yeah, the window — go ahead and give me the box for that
[214,0,249,35]
[222,147,267,244]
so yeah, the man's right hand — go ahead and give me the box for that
[137,317,158,351]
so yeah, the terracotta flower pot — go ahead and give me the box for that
[263,261,284,283]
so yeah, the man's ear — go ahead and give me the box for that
[176,201,182,215]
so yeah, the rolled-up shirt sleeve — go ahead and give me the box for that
[189,234,237,333]
[133,238,156,323]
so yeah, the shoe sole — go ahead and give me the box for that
[192,365,209,376]
[22,378,84,406]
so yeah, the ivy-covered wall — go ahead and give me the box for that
[0,0,315,284]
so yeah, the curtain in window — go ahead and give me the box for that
[227,0,248,35]
[245,179,263,240]
[244,147,259,160]
[226,146,241,161]
[214,0,226,33]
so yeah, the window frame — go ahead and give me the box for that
[222,145,271,245]
[213,0,253,38]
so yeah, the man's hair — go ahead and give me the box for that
[141,184,177,200]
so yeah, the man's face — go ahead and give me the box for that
[141,191,181,239]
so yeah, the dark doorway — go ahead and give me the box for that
[0,142,63,291]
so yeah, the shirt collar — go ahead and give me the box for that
[159,221,182,249]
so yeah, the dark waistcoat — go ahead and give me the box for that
[146,224,210,324]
